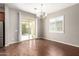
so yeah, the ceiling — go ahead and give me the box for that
[6,3,77,15]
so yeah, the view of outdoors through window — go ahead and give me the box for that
[49,16,64,33]
[21,19,36,40]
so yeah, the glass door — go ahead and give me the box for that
[20,19,36,41]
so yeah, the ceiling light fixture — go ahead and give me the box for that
[34,3,47,18]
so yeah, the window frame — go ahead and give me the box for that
[49,15,65,33]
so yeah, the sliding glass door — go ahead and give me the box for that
[20,19,36,41]
[21,19,36,40]
[19,12,37,41]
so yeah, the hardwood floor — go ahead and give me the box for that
[0,39,79,56]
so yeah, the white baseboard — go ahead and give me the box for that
[5,37,79,48]
[5,41,18,47]
[44,38,79,48]
[5,38,41,47]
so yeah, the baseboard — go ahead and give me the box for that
[5,38,43,47]
[44,38,79,48]
[5,37,79,48]
[5,41,18,47]
[36,37,44,40]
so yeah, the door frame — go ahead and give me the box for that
[18,12,37,41]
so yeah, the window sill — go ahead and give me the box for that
[49,31,64,34]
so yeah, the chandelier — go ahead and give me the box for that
[34,4,47,18]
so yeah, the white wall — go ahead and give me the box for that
[5,5,38,46]
[43,4,79,47]
[5,4,79,47]
[36,17,43,38]
[5,5,19,46]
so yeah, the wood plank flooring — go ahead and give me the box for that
[0,39,79,56]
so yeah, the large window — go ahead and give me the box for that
[49,16,64,33]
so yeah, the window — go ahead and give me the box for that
[49,16,64,33]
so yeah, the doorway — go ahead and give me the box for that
[20,18,36,41]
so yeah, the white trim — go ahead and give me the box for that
[5,41,18,47]
[18,12,21,41]
[19,12,37,41]
[49,15,65,34]
[49,31,64,33]
[5,37,79,48]
[44,38,79,48]
[35,17,38,38]
[5,37,41,47]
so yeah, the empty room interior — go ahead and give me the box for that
[0,3,79,56]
